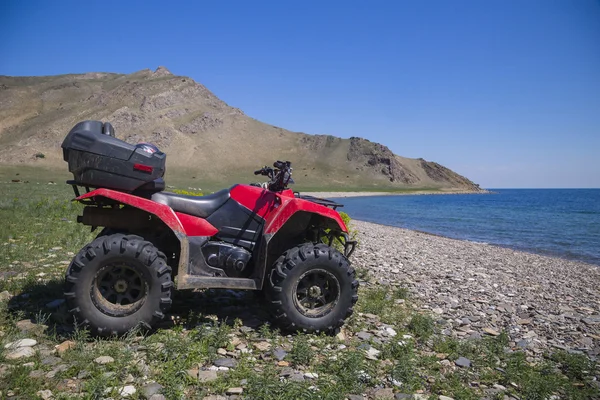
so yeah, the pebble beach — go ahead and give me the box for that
[352,219,600,360]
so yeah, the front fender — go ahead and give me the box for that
[264,198,348,234]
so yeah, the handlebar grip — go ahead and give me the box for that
[254,170,262,175]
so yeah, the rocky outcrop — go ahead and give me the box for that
[347,137,419,184]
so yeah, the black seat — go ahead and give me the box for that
[151,188,230,218]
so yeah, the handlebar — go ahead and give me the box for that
[251,161,293,192]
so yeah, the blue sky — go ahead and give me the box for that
[1,0,599,188]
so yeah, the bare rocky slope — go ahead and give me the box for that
[0,67,482,190]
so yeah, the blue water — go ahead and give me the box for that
[336,189,600,266]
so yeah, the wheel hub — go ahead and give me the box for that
[92,263,148,317]
[293,268,341,318]
[308,285,322,298]
[114,279,128,293]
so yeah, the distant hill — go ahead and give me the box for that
[0,67,482,191]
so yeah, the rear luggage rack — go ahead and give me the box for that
[67,180,91,198]
[294,193,344,210]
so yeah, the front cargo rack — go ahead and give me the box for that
[294,193,344,210]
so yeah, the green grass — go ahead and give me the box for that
[0,168,598,399]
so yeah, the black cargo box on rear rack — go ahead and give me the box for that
[61,120,166,193]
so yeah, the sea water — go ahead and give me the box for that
[336,189,600,266]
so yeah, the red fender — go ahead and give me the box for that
[75,189,218,237]
[229,184,347,234]
[264,195,348,234]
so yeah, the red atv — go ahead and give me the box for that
[61,121,358,336]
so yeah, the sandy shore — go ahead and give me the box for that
[302,190,490,198]
[352,219,600,360]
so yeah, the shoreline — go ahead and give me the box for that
[302,189,491,198]
[351,219,600,360]
[357,219,600,267]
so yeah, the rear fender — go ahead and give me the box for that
[75,189,219,288]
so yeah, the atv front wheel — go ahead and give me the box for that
[64,234,173,336]
[266,243,358,333]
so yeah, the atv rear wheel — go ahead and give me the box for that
[266,243,358,333]
[64,234,173,336]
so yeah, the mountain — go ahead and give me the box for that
[0,67,482,191]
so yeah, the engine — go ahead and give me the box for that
[201,242,252,278]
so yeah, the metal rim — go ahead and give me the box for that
[91,263,148,317]
[293,268,340,318]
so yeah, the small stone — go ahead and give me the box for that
[119,385,137,397]
[202,396,227,400]
[365,347,381,360]
[0,291,11,302]
[273,348,287,361]
[433,308,444,315]
[289,373,305,382]
[16,319,45,334]
[94,355,115,364]
[213,358,237,368]
[45,299,65,309]
[6,346,35,359]
[41,356,61,366]
[455,357,471,368]
[395,395,413,399]
[149,395,167,400]
[37,390,53,400]
[55,340,76,355]
[303,372,319,379]
[5,338,37,348]
[253,341,271,351]
[364,313,378,319]
[45,364,68,378]
[384,327,397,337]
[277,361,290,367]
[336,330,346,341]
[198,370,218,382]
[77,370,90,379]
[439,396,454,400]
[141,382,163,399]
[22,362,35,367]
[347,395,364,400]
[226,388,243,395]
[517,318,531,325]
[373,388,394,399]
[187,368,199,379]
[493,384,507,391]
[483,328,500,336]
[29,369,45,378]
[356,331,372,341]
[217,348,227,355]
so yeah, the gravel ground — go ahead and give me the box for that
[352,219,600,360]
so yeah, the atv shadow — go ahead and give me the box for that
[163,288,272,331]
[6,277,74,337]
[6,278,272,336]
